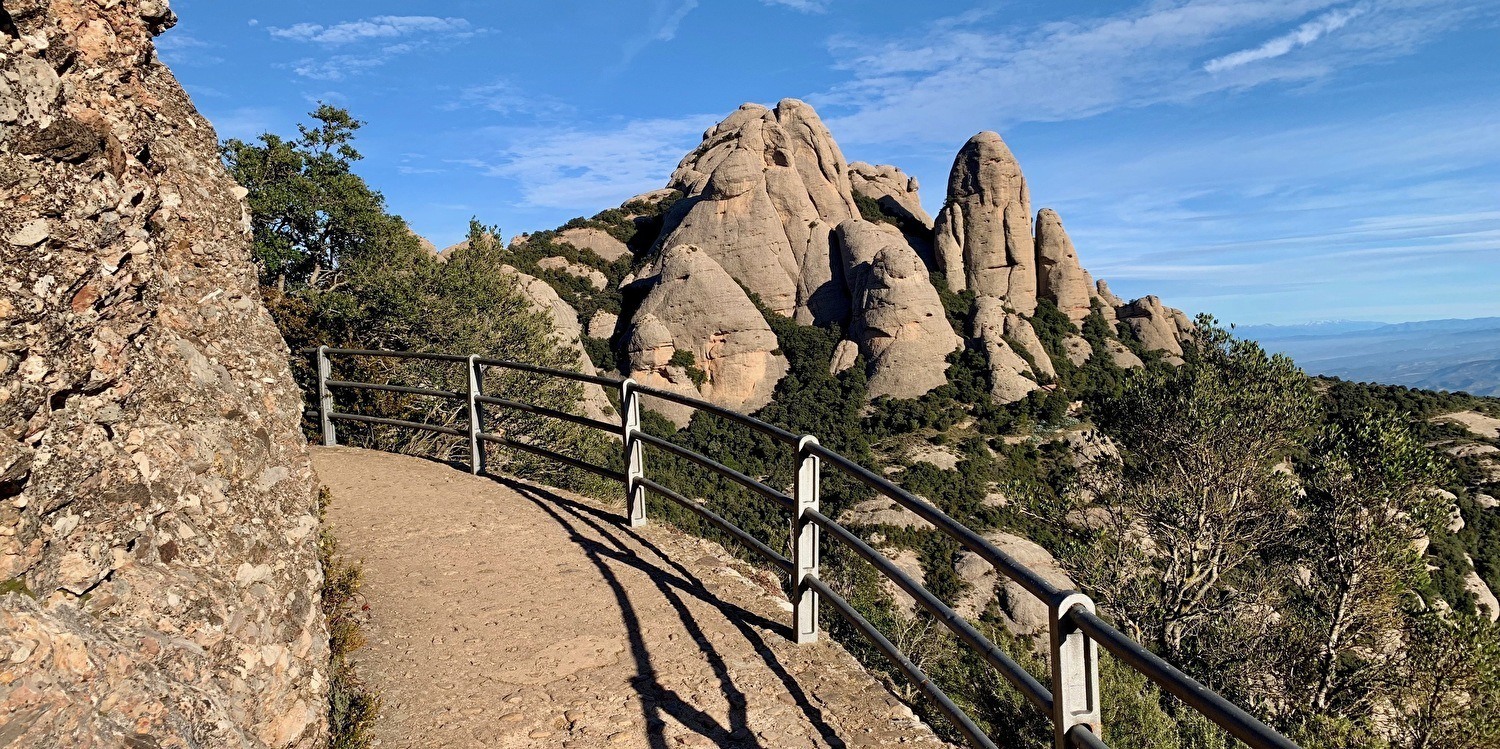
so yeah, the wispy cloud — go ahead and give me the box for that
[458,114,718,209]
[817,0,1482,146]
[269,16,472,45]
[155,32,221,66]
[762,0,830,13]
[446,79,570,117]
[1204,3,1368,72]
[618,0,700,69]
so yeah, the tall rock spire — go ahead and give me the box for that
[1034,208,1094,323]
[932,132,1037,313]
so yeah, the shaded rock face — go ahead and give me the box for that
[503,267,615,422]
[837,220,960,399]
[626,245,787,427]
[972,297,1040,404]
[659,100,857,324]
[848,162,933,231]
[932,132,1035,311]
[0,2,327,745]
[1033,208,1093,323]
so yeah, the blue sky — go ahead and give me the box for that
[162,0,1500,326]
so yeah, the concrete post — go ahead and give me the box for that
[622,378,646,527]
[467,355,483,475]
[793,435,821,644]
[317,345,336,447]
[1050,591,1102,749]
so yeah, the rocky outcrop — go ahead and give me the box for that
[1034,209,1093,323]
[537,255,607,290]
[557,226,630,262]
[659,100,858,324]
[1005,313,1055,380]
[838,498,935,530]
[838,220,960,399]
[973,298,1039,404]
[504,268,615,422]
[0,2,326,745]
[848,162,933,231]
[931,132,1035,312]
[625,245,787,426]
[587,311,618,340]
[954,532,1074,645]
[1104,339,1145,369]
[1119,296,1193,365]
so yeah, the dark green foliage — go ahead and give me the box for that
[855,193,895,225]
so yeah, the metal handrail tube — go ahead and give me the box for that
[1069,608,1296,749]
[804,576,999,749]
[474,356,624,388]
[805,508,1054,713]
[632,431,794,512]
[328,412,465,437]
[321,347,469,363]
[807,443,1062,603]
[638,477,794,575]
[325,379,463,400]
[476,432,625,482]
[474,394,618,434]
[1067,725,1111,749]
[631,383,800,445]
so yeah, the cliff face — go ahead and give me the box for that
[0,1,327,745]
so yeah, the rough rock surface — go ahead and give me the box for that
[1118,296,1193,365]
[838,498,935,531]
[503,267,615,422]
[838,220,960,399]
[537,255,607,290]
[659,100,858,323]
[1464,555,1499,622]
[1062,335,1092,367]
[848,161,933,231]
[1104,339,1144,369]
[557,226,630,262]
[587,311,618,340]
[972,297,1039,404]
[882,548,926,618]
[1033,209,1093,323]
[954,532,1074,645]
[931,132,1035,312]
[1005,313,1055,380]
[626,245,786,426]
[0,2,327,745]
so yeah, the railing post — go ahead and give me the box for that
[467,355,483,475]
[621,378,646,527]
[317,345,336,447]
[1050,592,1102,749]
[793,435,821,644]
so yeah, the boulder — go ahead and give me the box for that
[587,311,619,340]
[1062,335,1092,366]
[1063,430,1120,470]
[1034,209,1093,323]
[1465,555,1499,622]
[625,245,788,426]
[537,256,607,290]
[557,227,630,262]
[931,132,1036,312]
[882,548,926,618]
[848,161,934,231]
[954,532,1074,644]
[1118,295,1191,365]
[829,339,860,375]
[1005,313,1055,380]
[838,220,961,399]
[838,498,935,530]
[1104,339,1144,369]
[973,297,1040,404]
[503,268,616,422]
[659,100,858,324]
[0,3,326,744]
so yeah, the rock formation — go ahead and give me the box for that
[557,226,629,262]
[1,2,326,744]
[625,245,787,426]
[932,132,1036,311]
[954,532,1075,645]
[837,220,960,399]
[973,297,1040,404]
[1034,209,1093,323]
[536,255,607,290]
[1118,296,1194,365]
[658,100,857,324]
[848,162,933,231]
[504,268,615,422]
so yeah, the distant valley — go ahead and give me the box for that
[1238,317,1500,396]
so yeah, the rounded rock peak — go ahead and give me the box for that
[705,148,761,200]
[964,131,1018,160]
[873,245,924,280]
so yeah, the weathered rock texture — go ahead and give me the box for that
[972,297,1039,404]
[557,226,629,262]
[504,267,615,422]
[1118,295,1194,365]
[837,220,960,399]
[658,99,857,324]
[0,2,327,745]
[955,532,1075,646]
[848,162,933,231]
[932,132,1035,310]
[626,245,787,426]
[1033,208,1093,323]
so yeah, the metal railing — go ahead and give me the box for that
[311,346,1300,749]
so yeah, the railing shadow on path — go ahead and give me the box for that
[498,474,848,749]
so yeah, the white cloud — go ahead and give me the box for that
[1204,4,1368,72]
[460,115,718,209]
[268,16,471,45]
[289,54,387,81]
[447,80,570,117]
[618,0,700,69]
[762,0,830,13]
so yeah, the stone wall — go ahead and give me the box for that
[0,1,327,745]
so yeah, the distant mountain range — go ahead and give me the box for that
[1236,318,1500,396]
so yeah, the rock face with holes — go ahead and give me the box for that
[932,132,1036,310]
[0,1,327,746]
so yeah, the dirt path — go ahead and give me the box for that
[313,447,953,749]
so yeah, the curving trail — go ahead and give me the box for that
[313,447,953,749]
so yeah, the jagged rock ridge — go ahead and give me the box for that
[1,1,327,745]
